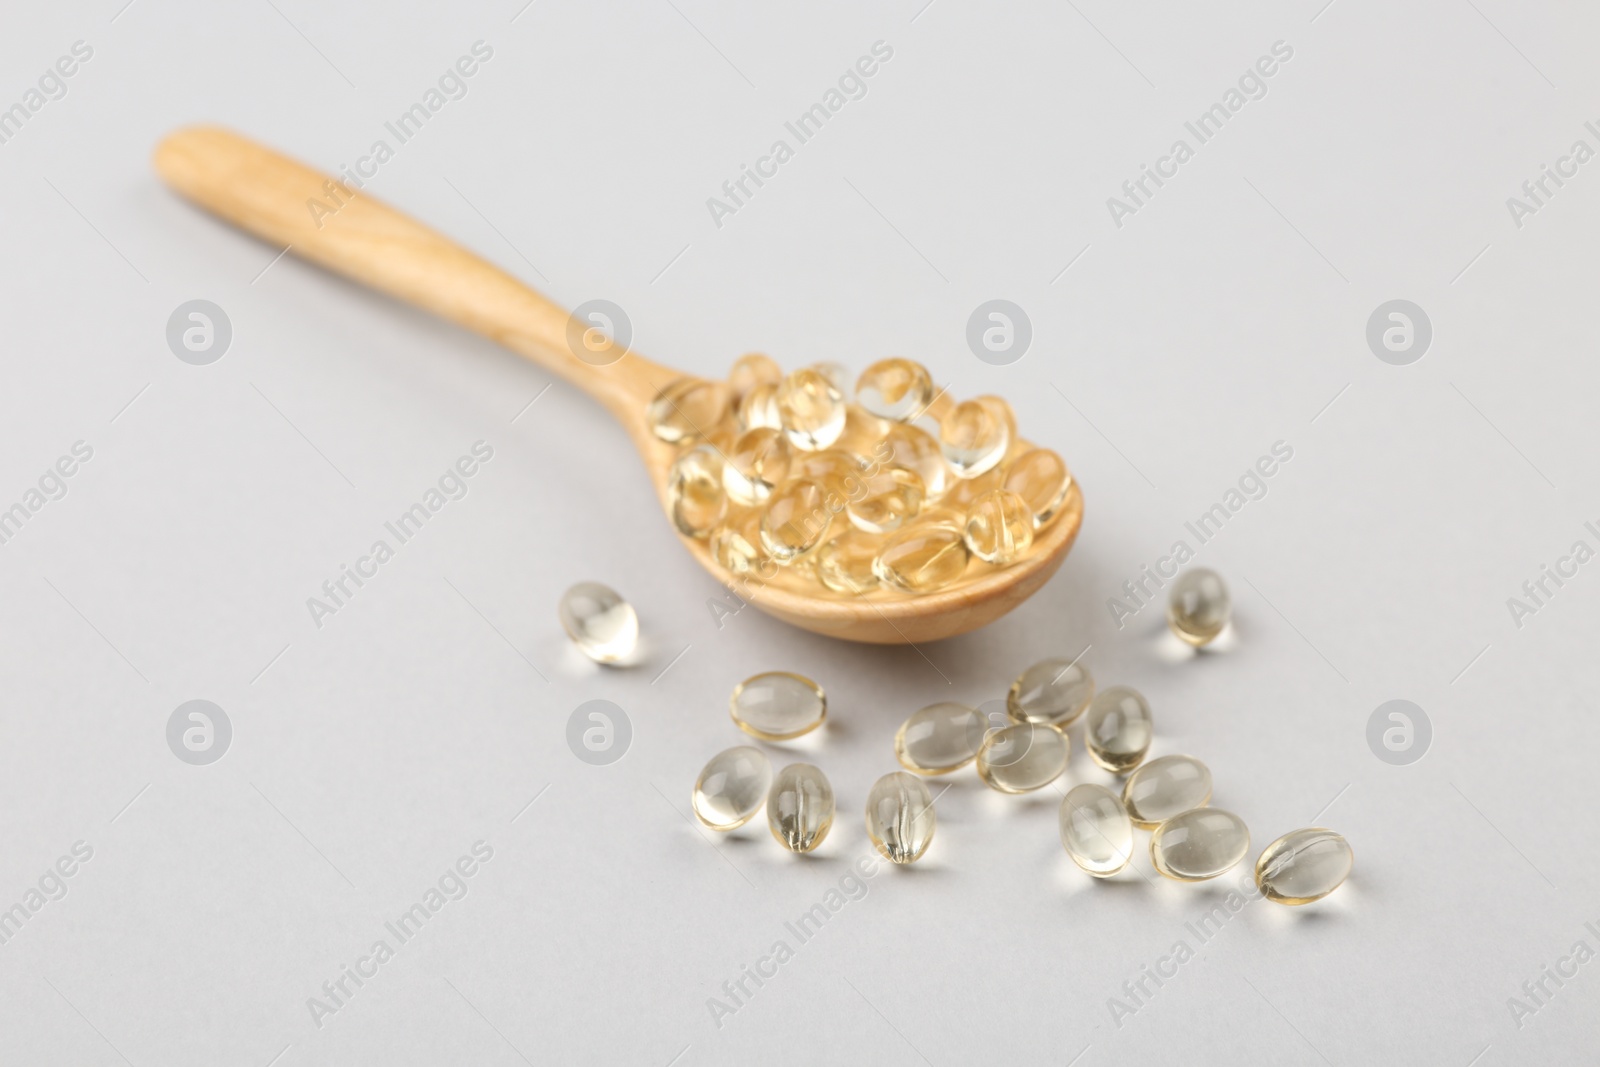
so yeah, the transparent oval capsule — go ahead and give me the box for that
[1150,808,1250,881]
[648,378,732,444]
[1084,686,1153,774]
[814,529,880,595]
[730,671,826,740]
[939,399,1009,478]
[855,358,933,421]
[776,368,846,451]
[1003,449,1073,528]
[710,508,766,576]
[1059,784,1136,877]
[790,449,870,501]
[832,404,890,457]
[874,519,970,594]
[1122,754,1212,829]
[1168,568,1230,646]
[940,465,1003,511]
[976,395,1019,458]
[847,466,925,534]
[881,423,949,499]
[1255,828,1353,905]
[738,381,782,432]
[729,352,782,398]
[964,489,1034,564]
[811,361,851,393]
[1007,657,1094,727]
[865,771,936,864]
[558,582,639,664]
[768,763,835,853]
[894,702,987,775]
[667,444,727,538]
[723,427,793,507]
[692,746,772,831]
[759,479,832,562]
[976,721,1069,794]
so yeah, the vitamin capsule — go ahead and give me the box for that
[894,702,987,775]
[647,378,732,444]
[729,352,782,397]
[964,489,1034,565]
[847,466,925,534]
[813,529,880,595]
[557,582,638,664]
[1122,754,1212,829]
[1059,784,1136,877]
[1006,658,1093,727]
[667,444,727,538]
[790,449,870,500]
[776,368,846,451]
[1003,449,1073,528]
[710,508,767,576]
[1150,808,1250,881]
[1084,686,1153,774]
[940,466,1003,511]
[1254,828,1353,905]
[874,518,970,594]
[881,423,949,499]
[759,479,833,562]
[833,404,891,457]
[767,763,835,853]
[976,721,1069,793]
[692,746,773,831]
[1167,568,1230,646]
[811,361,852,394]
[723,427,793,507]
[939,398,1009,478]
[730,671,826,740]
[855,358,934,421]
[975,396,1019,459]
[864,771,936,864]
[738,381,782,431]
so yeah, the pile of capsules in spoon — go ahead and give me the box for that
[653,355,1073,596]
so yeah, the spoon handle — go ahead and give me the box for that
[154,126,673,422]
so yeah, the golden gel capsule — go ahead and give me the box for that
[693,746,773,830]
[738,381,782,431]
[814,529,880,595]
[810,361,852,394]
[865,771,936,864]
[939,399,1009,478]
[874,519,970,594]
[1255,828,1353,905]
[710,508,766,576]
[667,444,727,538]
[1122,755,1212,829]
[1150,808,1250,881]
[768,763,835,853]
[723,427,792,507]
[833,404,890,457]
[1059,784,1135,877]
[730,671,826,740]
[881,423,949,499]
[776,368,846,451]
[976,721,1069,793]
[1168,568,1230,646]
[759,479,833,562]
[894,702,987,775]
[1084,686,1153,774]
[729,352,783,397]
[847,466,925,534]
[558,582,639,664]
[1003,449,1072,528]
[964,489,1034,565]
[940,466,1003,511]
[790,449,870,500]
[648,377,732,444]
[1007,657,1094,727]
[855,358,934,421]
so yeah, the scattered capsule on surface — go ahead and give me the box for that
[976,721,1069,793]
[1007,658,1094,727]
[855,358,934,421]
[1122,754,1212,829]
[1084,686,1153,774]
[964,489,1034,565]
[814,529,880,595]
[776,368,846,451]
[847,466,925,534]
[881,423,949,499]
[729,352,783,397]
[1003,449,1072,528]
[730,671,827,740]
[939,399,1009,478]
[738,381,782,431]
[558,582,639,664]
[1059,784,1135,877]
[723,427,792,507]
[874,518,970,594]
[894,702,988,775]
[865,771,936,864]
[692,746,773,831]
[760,479,833,562]
[1168,568,1231,646]
[767,763,835,853]
[667,445,727,538]
[648,377,731,444]
[1255,828,1353,905]
[1150,808,1250,881]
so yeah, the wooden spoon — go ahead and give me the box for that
[153,126,1082,644]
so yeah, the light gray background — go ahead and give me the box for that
[1,0,1596,1063]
